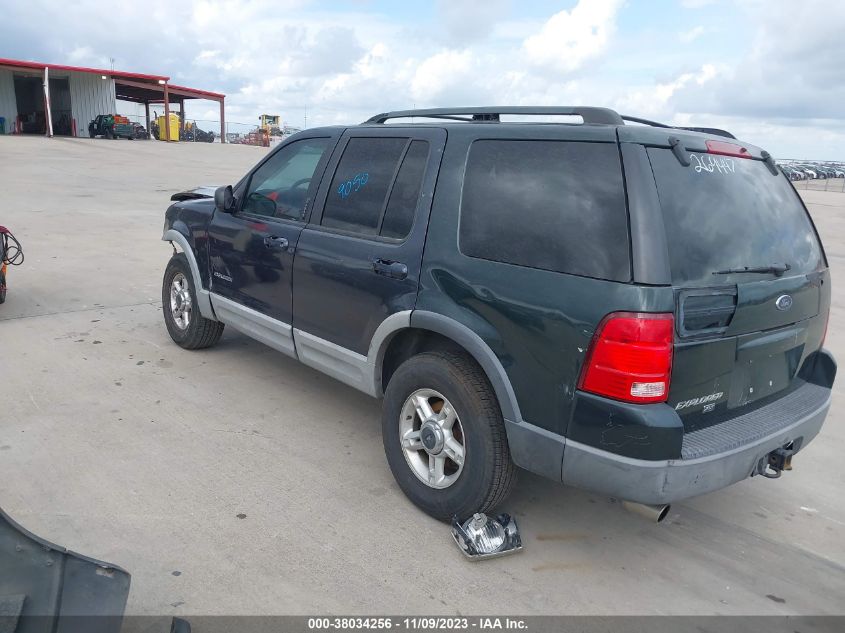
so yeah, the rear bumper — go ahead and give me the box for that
[560,386,830,504]
[506,349,835,504]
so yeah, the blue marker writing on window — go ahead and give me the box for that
[337,172,369,199]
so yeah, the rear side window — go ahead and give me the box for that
[459,140,630,281]
[322,137,407,235]
[648,149,824,286]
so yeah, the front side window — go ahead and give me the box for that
[242,138,330,220]
[459,140,630,281]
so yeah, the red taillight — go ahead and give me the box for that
[706,139,752,159]
[578,312,675,404]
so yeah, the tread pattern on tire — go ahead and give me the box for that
[163,253,224,350]
[431,351,518,514]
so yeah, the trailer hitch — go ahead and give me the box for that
[758,444,794,479]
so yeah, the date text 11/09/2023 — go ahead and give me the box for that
[307,617,529,630]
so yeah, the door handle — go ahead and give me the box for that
[263,236,289,250]
[372,258,408,280]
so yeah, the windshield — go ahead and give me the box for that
[648,148,825,286]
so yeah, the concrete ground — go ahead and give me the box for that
[1,135,843,616]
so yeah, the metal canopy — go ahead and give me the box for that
[0,57,226,142]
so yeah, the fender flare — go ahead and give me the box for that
[373,311,566,481]
[162,228,215,319]
[405,310,522,424]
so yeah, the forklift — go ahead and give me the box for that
[0,226,23,304]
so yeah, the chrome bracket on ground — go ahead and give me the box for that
[451,513,523,560]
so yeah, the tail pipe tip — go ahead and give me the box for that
[622,501,671,523]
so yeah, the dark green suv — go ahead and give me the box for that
[161,107,836,522]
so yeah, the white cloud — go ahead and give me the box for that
[523,0,623,72]
[435,0,511,43]
[615,64,719,119]
[671,1,845,121]
[679,25,705,43]
[1,0,843,157]
[410,50,475,102]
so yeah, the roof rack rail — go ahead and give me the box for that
[365,106,624,126]
[621,115,736,139]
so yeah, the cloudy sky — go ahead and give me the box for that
[2,0,843,158]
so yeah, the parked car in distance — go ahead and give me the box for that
[160,106,836,522]
[781,165,804,181]
[88,114,134,140]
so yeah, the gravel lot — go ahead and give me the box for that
[1,135,843,616]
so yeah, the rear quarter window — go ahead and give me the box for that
[459,140,630,281]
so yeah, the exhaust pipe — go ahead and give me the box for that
[622,501,671,523]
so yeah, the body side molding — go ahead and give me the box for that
[163,228,215,318]
[210,293,296,358]
[295,310,412,397]
[294,328,372,394]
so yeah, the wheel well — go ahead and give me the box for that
[381,329,467,393]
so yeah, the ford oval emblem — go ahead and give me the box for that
[775,294,793,311]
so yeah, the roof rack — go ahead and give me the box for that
[621,115,736,139]
[365,106,625,126]
[364,108,736,138]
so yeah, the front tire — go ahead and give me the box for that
[162,253,224,349]
[382,351,516,521]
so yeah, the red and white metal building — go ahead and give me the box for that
[0,57,226,141]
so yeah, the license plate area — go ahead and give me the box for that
[729,326,807,407]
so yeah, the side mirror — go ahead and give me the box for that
[214,185,235,213]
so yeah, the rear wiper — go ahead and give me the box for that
[712,263,791,277]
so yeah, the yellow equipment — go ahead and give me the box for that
[156,113,180,142]
[259,114,280,132]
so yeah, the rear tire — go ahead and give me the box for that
[162,253,224,349]
[382,351,516,521]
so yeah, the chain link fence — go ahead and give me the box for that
[791,176,845,193]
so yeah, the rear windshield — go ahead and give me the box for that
[648,148,824,286]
